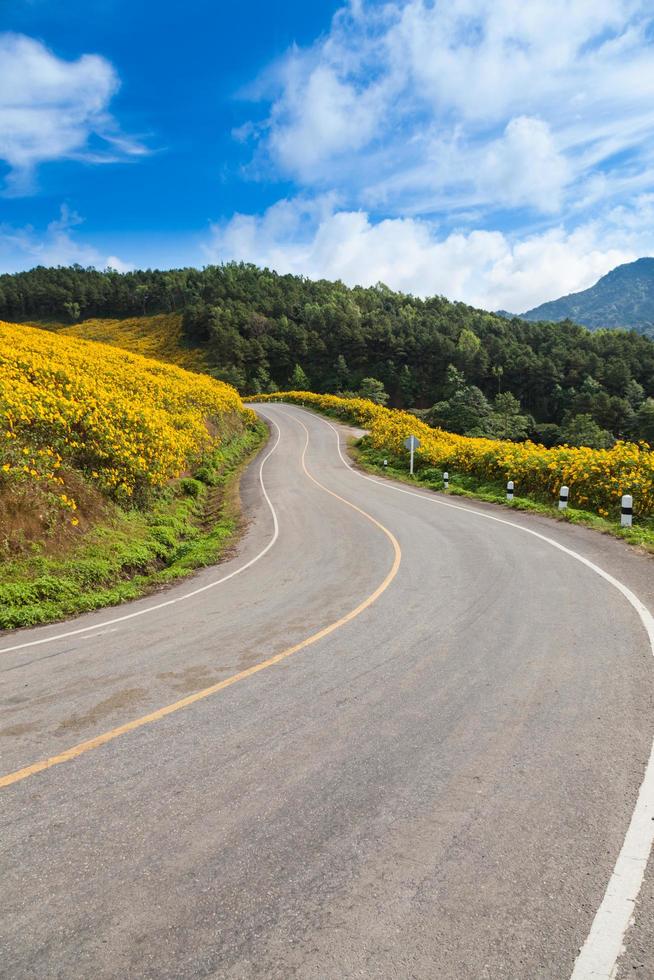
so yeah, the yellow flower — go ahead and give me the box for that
[251,391,654,519]
[0,318,253,510]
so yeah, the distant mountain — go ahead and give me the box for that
[518,258,654,336]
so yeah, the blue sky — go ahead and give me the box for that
[2,0,654,311]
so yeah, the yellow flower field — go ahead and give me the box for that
[252,391,654,518]
[44,313,208,373]
[0,321,254,508]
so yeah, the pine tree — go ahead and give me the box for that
[290,364,309,390]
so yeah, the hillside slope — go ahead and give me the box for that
[0,321,261,628]
[5,262,654,445]
[521,258,654,335]
[41,313,208,372]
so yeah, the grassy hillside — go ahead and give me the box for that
[0,321,263,628]
[39,313,208,372]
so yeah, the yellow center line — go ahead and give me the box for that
[0,411,401,790]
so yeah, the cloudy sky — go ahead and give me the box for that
[2,0,654,311]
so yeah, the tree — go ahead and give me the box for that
[358,377,389,405]
[134,284,150,315]
[208,365,247,392]
[182,304,213,343]
[399,364,417,407]
[491,364,504,394]
[635,398,654,445]
[625,379,645,410]
[456,327,481,366]
[334,354,350,391]
[559,414,615,449]
[428,386,492,435]
[63,301,81,322]
[531,422,561,448]
[251,367,278,395]
[206,309,245,366]
[488,392,531,441]
[443,364,467,398]
[290,363,309,390]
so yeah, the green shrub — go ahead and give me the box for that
[180,477,204,497]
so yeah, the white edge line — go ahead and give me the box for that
[0,419,281,655]
[282,402,654,980]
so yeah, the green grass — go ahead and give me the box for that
[0,423,267,630]
[352,438,654,555]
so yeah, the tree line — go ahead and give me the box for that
[2,262,654,447]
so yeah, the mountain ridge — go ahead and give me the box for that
[516,257,654,336]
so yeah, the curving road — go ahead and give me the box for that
[1,403,653,979]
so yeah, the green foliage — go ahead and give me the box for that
[488,392,532,441]
[179,477,203,497]
[531,422,561,448]
[428,385,491,435]
[398,364,417,406]
[208,364,247,392]
[358,377,389,405]
[626,378,645,409]
[4,261,654,444]
[457,327,481,363]
[334,354,350,390]
[636,398,654,443]
[63,300,81,321]
[251,366,278,395]
[424,370,533,441]
[558,413,616,449]
[290,363,310,389]
[195,463,220,486]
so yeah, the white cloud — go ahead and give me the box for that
[105,255,134,273]
[364,115,570,216]
[242,0,654,219]
[0,206,132,272]
[0,33,146,195]
[216,2,654,313]
[394,0,645,123]
[206,195,654,312]
[266,59,390,181]
[479,117,570,214]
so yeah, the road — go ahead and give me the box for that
[1,403,653,979]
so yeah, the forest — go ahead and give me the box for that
[2,262,654,447]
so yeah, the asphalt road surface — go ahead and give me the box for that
[1,403,653,979]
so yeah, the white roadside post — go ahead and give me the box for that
[443,471,449,490]
[559,485,569,510]
[621,494,633,528]
[383,459,388,469]
[506,480,514,502]
[403,435,421,476]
